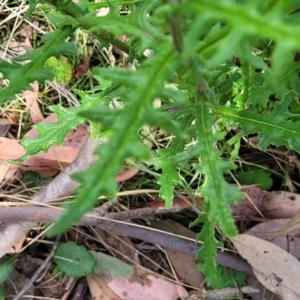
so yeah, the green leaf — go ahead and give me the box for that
[54,242,96,278]
[153,117,192,207]
[216,92,300,153]
[155,148,181,208]
[195,100,243,236]
[14,105,84,162]
[0,27,75,105]
[0,257,14,284]
[45,56,73,85]
[205,265,247,289]
[236,167,273,190]
[91,251,134,278]
[22,171,52,187]
[48,2,165,53]
[0,287,4,300]
[194,213,218,279]
[49,46,184,236]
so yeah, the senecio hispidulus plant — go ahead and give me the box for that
[2,0,300,281]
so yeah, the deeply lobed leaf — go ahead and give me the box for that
[0,27,75,104]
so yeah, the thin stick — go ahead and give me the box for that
[12,234,61,300]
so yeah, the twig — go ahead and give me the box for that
[0,205,183,223]
[12,234,61,300]
[0,205,252,275]
[174,191,202,214]
[185,286,260,300]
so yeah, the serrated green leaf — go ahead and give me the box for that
[0,27,75,104]
[48,2,166,53]
[155,149,181,208]
[49,46,184,235]
[205,265,247,289]
[216,92,300,153]
[195,100,243,237]
[54,242,96,278]
[236,167,273,190]
[195,214,218,279]
[14,105,84,162]
[154,117,192,207]
[189,0,300,47]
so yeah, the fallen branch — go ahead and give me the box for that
[0,204,252,275]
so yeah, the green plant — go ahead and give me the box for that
[2,0,300,282]
[0,257,15,284]
[0,256,15,298]
[54,241,96,278]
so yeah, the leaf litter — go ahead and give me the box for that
[2,1,300,300]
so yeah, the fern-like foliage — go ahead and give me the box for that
[216,92,300,152]
[14,105,83,162]
[0,27,75,104]
[14,86,120,162]
[4,0,300,284]
[50,43,185,234]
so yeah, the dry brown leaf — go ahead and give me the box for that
[4,271,34,300]
[16,26,44,123]
[0,137,80,178]
[0,119,89,179]
[277,209,300,236]
[253,269,299,300]
[230,186,270,218]
[0,162,21,183]
[246,219,300,259]
[231,187,300,219]
[86,274,121,300]
[231,234,300,299]
[0,118,12,137]
[87,272,183,300]
[150,219,205,287]
[107,274,181,300]
[264,190,300,219]
[0,137,96,258]
[23,82,43,124]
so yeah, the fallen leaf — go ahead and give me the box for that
[246,219,300,259]
[4,271,34,300]
[230,186,270,218]
[0,138,96,258]
[23,82,43,124]
[277,209,300,236]
[264,190,300,219]
[150,219,205,287]
[231,187,300,219]
[90,251,184,300]
[86,274,121,300]
[0,118,12,137]
[231,234,300,299]
[0,162,21,183]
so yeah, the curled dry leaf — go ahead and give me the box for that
[231,234,300,300]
